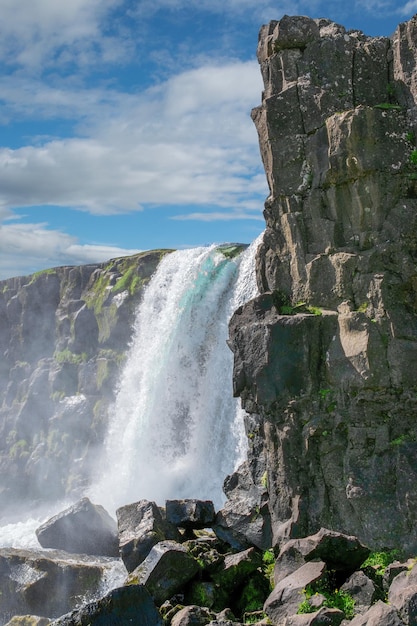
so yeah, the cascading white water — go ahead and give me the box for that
[90,237,261,512]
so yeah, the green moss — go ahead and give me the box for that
[217,244,247,259]
[357,302,369,313]
[373,103,403,110]
[96,359,109,390]
[298,581,355,619]
[54,349,87,364]
[361,550,403,575]
[28,268,57,285]
[10,439,29,460]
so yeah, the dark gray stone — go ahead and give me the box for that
[349,600,404,626]
[36,498,119,557]
[117,499,181,573]
[264,560,327,625]
[274,530,370,586]
[127,540,200,606]
[166,499,216,529]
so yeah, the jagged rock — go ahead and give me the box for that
[166,499,216,529]
[349,600,404,626]
[284,607,345,626]
[274,529,370,585]
[214,461,271,551]
[0,547,106,620]
[171,605,216,626]
[36,497,119,556]
[264,560,327,625]
[340,571,378,615]
[387,562,417,624]
[211,547,262,593]
[126,540,200,605]
[229,12,417,553]
[383,562,410,591]
[49,584,162,626]
[116,499,181,573]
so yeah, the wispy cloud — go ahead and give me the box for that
[171,211,264,222]
[0,222,140,279]
[397,0,417,14]
[0,61,265,215]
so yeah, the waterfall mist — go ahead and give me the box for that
[89,240,260,512]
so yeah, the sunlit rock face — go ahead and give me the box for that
[229,14,417,553]
[0,251,169,509]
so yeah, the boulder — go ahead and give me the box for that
[214,462,271,551]
[117,499,181,572]
[283,607,345,626]
[49,584,162,626]
[349,600,404,626]
[166,499,216,529]
[211,547,262,593]
[36,497,119,557]
[274,529,370,585]
[171,605,216,626]
[127,540,200,605]
[388,563,417,625]
[264,560,327,625]
[340,570,378,615]
[0,547,105,620]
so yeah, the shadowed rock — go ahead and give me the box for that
[166,499,215,529]
[36,497,118,557]
[117,499,181,573]
[126,540,200,606]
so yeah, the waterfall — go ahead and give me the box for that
[90,237,261,512]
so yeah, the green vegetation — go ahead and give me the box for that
[298,578,355,619]
[410,149,417,165]
[357,302,369,313]
[373,103,403,111]
[28,268,57,285]
[217,244,247,259]
[9,439,29,460]
[390,433,415,447]
[361,549,403,575]
[272,291,323,316]
[262,549,275,588]
[243,611,269,624]
[261,471,268,490]
[54,349,87,364]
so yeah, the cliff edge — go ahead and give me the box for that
[228,15,417,553]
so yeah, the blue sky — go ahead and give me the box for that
[0,0,416,279]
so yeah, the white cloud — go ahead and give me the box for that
[0,0,124,70]
[398,0,417,14]
[171,211,264,222]
[0,222,140,280]
[0,61,266,216]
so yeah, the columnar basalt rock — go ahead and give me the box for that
[229,14,417,552]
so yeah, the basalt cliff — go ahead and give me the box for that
[228,14,417,554]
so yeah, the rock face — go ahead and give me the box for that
[228,14,417,553]
[0,250,171,509]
